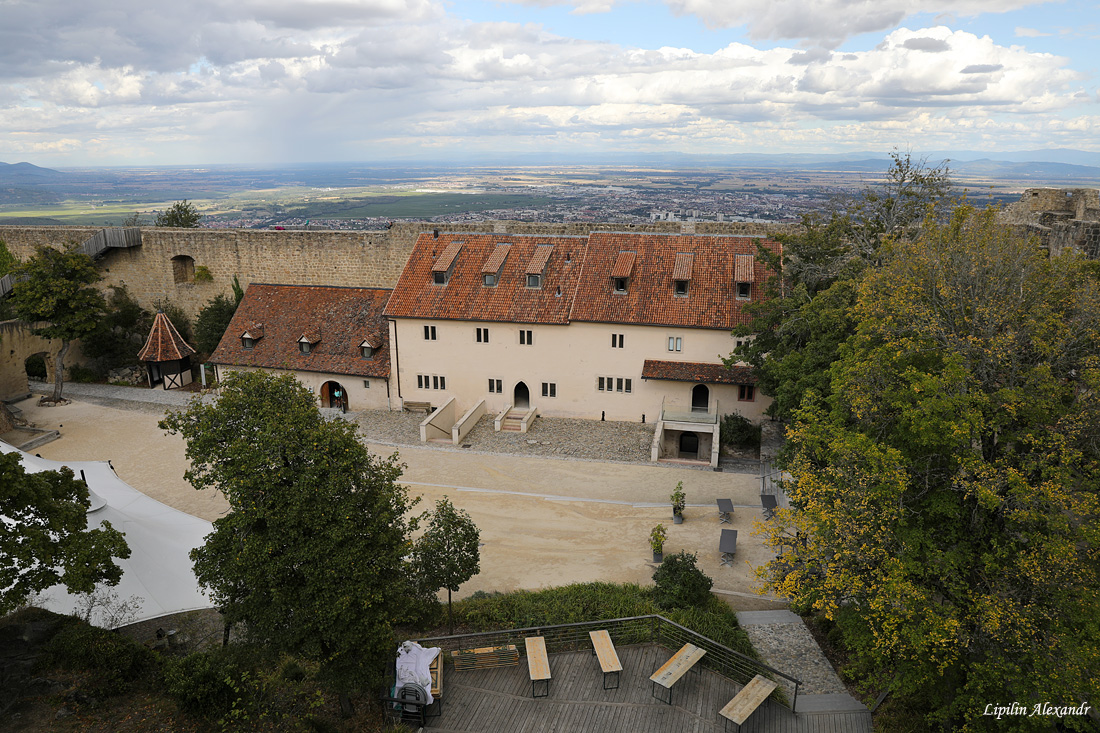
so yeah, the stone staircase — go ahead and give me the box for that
[500,408,525,432]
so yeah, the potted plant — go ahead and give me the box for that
[670,481,686,524]
[650,523,667,563]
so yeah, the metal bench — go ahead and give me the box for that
[526,636,551,698]
[719,674,778,731]
[649,642,706,705]
[589,629,623,690]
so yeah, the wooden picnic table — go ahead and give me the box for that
[589,629,623,689]
[719,674,778,731]
[649,642,706,705]
[525,636,551,698]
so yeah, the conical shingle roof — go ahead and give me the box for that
[138,311,196,362]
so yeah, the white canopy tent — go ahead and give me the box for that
[1,440,215,628]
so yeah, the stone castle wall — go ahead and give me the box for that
[0,220,795,319]
[998,188,1100,259]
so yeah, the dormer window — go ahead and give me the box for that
[360,335,381,359]
[431,242,463,286]
[734,254,754,300]
[298,329,320,355]
[673,253,693,297]
[611,250,636,295]
[240,323,263,350]
[482,243,510,288]
[525,244,552,290]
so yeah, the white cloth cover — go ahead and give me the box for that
[1,441,214,627]
[395,640,441,705]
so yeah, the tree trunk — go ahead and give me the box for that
[222,619,232,647]
[448,588,454,636]
[52,340,69,403]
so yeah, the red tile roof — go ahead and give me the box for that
[642,360,757,385]
[384,233,586,325]
[210,284,391,378]
[734,254,754,282]
[138,311,196,362]
[570,233,779,330]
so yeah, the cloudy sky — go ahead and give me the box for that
[1,0,1097,166]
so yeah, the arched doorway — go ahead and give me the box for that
[691,384,709,412]
[321,380,347,411]
[24,353,48,380]
[513,381,530,409]
[679,431,699,458]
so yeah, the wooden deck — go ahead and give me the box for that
[426,644,871,733]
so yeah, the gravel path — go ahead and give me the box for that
[737,611,848,697]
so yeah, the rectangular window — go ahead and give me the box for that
[616,378,624,392]
[363,380,370,388]
[433,271,446,285]
[611,333,624,348]
[674,280,689,296]
[476,327,489,343]
[299,342,311,354]
[488,379,502,393]
[439,376,446,390]
[424,325,437,340]
[667,336,682,352]
[526,274,541,288]
[625,378,632,393]
[739,385,756,401]
[542,382,556,398]
[417,375,425,389]
[483,273,498,287]
[598,377,606,391]
[737,282,752,299]
[432,375,439,390]
[520,329,533,345]
[613,277,628,293]
[241,337,254,350]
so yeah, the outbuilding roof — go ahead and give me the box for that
[138,311,196,363]
[210,284,391,378]
[641,360,757,385]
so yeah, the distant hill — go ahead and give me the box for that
[0,162,66,183]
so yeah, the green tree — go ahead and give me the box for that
[194,293,240,355]
[412,496,480,634]
[730,150,953,422]
[756,206,1100,730]
[0,451,130,615]
[81,285,154,371]
[155,200,202,228]
[0,237,17,277]
[652,551,712,610]
[9,244,105,403]
[159,371,418,713]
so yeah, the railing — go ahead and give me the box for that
[416,614,801,711]
[759,459,788,497]
[658,396,718,425]
[1,228,142,299]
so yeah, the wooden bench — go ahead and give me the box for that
[451,644,519,671]
[589,629,623,690]
[719,674,778,731]
[429,653,443,703]
[649,643,706,705]
[525,636,551,698]
[403,400,433,414]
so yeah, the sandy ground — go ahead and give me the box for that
[16,396,786,610]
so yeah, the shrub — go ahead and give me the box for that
[194,293,238,354]
[80,285,153,370]
[194,265,214,282]
[68,364,104,383]
[164,645,270,724]
[43,618,157,696]
[652,551,713,610]
[720,413,761,449]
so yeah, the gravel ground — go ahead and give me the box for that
[357,410,656,463]
[740,621,849,697]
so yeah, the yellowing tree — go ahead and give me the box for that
[757,206,1100,730]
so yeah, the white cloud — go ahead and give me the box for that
[1015,26,1052,37]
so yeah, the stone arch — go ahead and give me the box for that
[513,381,530,409]
[171,255,195,284]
